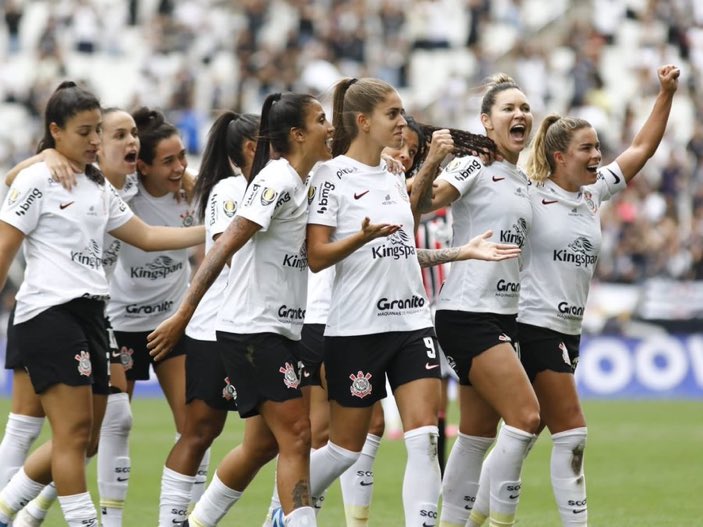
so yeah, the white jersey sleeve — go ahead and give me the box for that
[437,155,484,197]
[307,163,339,228]
[517,161,626,334]
[1,169,46,235]
[238,162,298,232]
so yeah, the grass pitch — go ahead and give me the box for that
[0,399,700,526]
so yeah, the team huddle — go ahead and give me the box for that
[0,64,679,527]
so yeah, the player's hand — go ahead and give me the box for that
[147,313,188,361]
[44,149,80,190]
[382,154,405,175]
[457,230,521,262]
[425,129,454,165]
[360,217,401,241]
[658,64,680,94]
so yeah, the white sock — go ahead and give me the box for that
[0,467,45,522]
[23,482,58,521]
[284,505,317,526]
[403,425,441,527]
[467,446,492,527]
[309,442,360,508]
[98,392,132,527]
[188,472,242,527]
[439,433,494,527]
[192,447,211,504]
[551,428,588,526]
[488,425,534,527]
[58,491,98,527]
[0,414,44,489]
[159,466,196,526]
[340,434,381,526]
[263,459,281,527]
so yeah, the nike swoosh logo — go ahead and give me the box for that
[111,350,122,358]
[464,505,473,510]
[354,190,369,200]
[359,481,373,486]
[542,199,558,205]
[509,494,520,499]
[60,201,75,209]
[117,477,129,482]
[303,371,311,378]
[605,168,621,185]
[573,508,587,514]
[492,176,505,182]
[425,362,439,370]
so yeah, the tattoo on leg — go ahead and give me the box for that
[291,479,311,508]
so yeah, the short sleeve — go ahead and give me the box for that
[0,169,46,235]
[307,164,339,228]
[238,168,294,232]
[436,155,484,197]
[207,181,244,239]
[105,185,134,231]
[586,161,626,206]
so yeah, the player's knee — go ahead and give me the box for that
[102,393,133,436]
[183,424,223,454]
[247,436,279,465]
[368,413,385,437]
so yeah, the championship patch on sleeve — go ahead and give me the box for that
[445,157,483,182]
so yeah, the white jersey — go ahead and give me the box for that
[216,158,309,340]
[518,161,626,334]
[305,266,334,325]
[436,157,532,314]
[186,175,247,341]
[0,163,132,324]
[308,155,433,336]
[102,173,139,279]
[106,186,197,331]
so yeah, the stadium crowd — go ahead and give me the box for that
[0,0,702,290]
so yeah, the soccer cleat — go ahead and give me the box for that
[271,507,285,527]
[14,508,44,527]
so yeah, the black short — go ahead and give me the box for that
[517,322,581,382]
[296,324,325,388]
[113,330,186,381]
[435,310,518,386]
[184,335,237,412]
[4,304,22,370]
[216,331,303,418]
[324,327,440,408]
[14,298,109,395]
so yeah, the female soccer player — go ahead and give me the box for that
[148,91,335,527]
[303,77,468,527]
[513,64,679,527]
[423,74,541,527]
[0,82,202,527]
[157,111,259,526]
